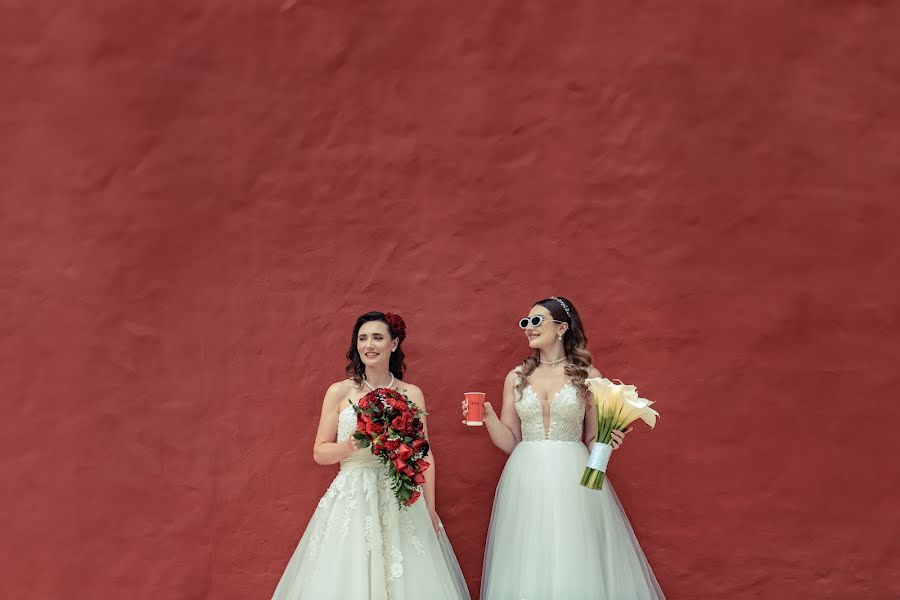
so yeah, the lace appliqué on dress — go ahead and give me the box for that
[303,402,428,596]
[516,384,585,442]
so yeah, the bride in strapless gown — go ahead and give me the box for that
[272,311,469,600]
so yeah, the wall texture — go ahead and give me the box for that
[2,2,899,599]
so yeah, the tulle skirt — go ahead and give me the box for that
[272,451,470,600]
[481,441,664,600]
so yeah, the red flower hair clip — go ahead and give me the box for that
[384,312,407,342]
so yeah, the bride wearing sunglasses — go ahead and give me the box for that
[464,296,665,599]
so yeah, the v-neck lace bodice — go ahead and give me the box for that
[516,383,585,442]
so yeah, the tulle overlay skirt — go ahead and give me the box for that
[272,451,470,600]
[481,441,664,600]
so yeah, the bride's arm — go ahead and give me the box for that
[484,370,521,454]
[312,381,360,465]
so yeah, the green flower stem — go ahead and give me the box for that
[580,467,606,490]
[585,412,616,491]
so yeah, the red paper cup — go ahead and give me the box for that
[464,392,485,426]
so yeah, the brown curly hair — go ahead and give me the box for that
[514,296,593,405]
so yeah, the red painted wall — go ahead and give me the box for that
[2,2,898,599]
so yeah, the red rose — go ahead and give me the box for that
[384,312,407,342]
[415,458,430,472]
[392,456,407,471]
[402,465,415,477]
[412,472,426,485]
[396,443,413,461]
[404,490,420,506]
[412,438,427,453]
[358,395,372,409]
[386,393,406,408]
[391,416,406,431]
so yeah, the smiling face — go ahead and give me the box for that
[523,304,568,350]
[357,320,397,369]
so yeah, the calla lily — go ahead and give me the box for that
[614,396,658,429]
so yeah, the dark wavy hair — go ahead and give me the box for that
[514,296,593,404]
[345,311,407,387]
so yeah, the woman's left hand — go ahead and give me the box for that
[429,509,442,535]
[610,426,633,450]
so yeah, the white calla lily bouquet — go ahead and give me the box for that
[580,377,659,490]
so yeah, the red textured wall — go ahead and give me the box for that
[2,3,899,599]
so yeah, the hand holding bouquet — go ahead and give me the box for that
[580,377,659,490]
[351,387,431,507]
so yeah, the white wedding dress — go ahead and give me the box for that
[272,404,470,600]
[481,380,665,600]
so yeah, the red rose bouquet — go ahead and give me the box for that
[351,387,431,507]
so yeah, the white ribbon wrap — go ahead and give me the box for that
[586,442,613,472]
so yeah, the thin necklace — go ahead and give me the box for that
[363,373,395,391]
[539,356,568,366]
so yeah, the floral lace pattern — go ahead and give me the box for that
[272,396,470,600]
[304,403,425,592]
[337,403,358,442]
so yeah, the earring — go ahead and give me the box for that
[558,335,562,341]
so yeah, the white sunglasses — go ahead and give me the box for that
[518,315,565,329]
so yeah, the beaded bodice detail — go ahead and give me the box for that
[516,383,585,442]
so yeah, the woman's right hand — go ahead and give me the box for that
[461,400,498,423]
[340,437,361,458]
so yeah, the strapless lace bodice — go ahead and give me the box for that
[337,403,380,469]
[516,383,585,442]
[337,404,358,442]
